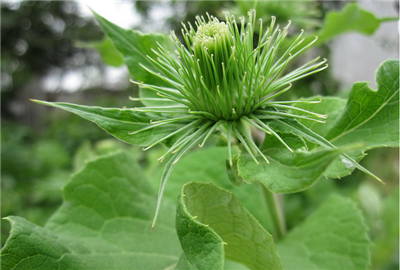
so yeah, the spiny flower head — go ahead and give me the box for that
[130,10,328,229]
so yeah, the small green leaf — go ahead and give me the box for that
[1,152,181,269]
[92,11,172,86]
[277,195,371,270]
[77,37,124,67]
[176,182,282,270]
[32,100,182,147]
[316,4,385,43]
[232,134,342,193]
[92,11,178,108]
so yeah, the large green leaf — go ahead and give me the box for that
[277,195,371,270]
[231,132,342,193]
[176,182,282,270]
[323,60,398,178]
[1,152,181,269]
[32,100,182,147]
[326,60,399,147]
[272,60,399,179]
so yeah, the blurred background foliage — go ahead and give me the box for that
[1,1,398,269]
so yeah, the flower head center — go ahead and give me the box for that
[193,21,230,50]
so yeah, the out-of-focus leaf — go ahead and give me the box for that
[176,182,282,270]
[371,188,399,269]
[288,3,397,53]
[315,3,384,45]
[1,152,181,269]
[277,195,371,270]
[33,139,71,169]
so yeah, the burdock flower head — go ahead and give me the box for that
[129,10,328,227]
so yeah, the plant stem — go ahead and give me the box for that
[240,119,287,240]
[261,183,286,240]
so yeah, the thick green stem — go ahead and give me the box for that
[261,184,286,240]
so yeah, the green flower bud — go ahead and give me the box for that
[193,17,232,90]
[133,10,331,228]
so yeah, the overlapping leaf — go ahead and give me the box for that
[148,147,277,237]
[176,182,282,270]
[231,132,342,193]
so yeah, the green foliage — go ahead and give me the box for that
[277,195,370,270]
[231,134,342,193]
[92,11,172,87]
[176,182,282,270]
[316,4,385,44]
[1,153,181,270]
[291,60,399,178]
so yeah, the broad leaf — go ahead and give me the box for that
[32,100,182,147]
[232,132,342,193]
[324,60,399,178]
[326,60,399,148]
[277,195,371,270]
[176,182,282,270]
[1,152,181,269]
[272,60,399,179]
